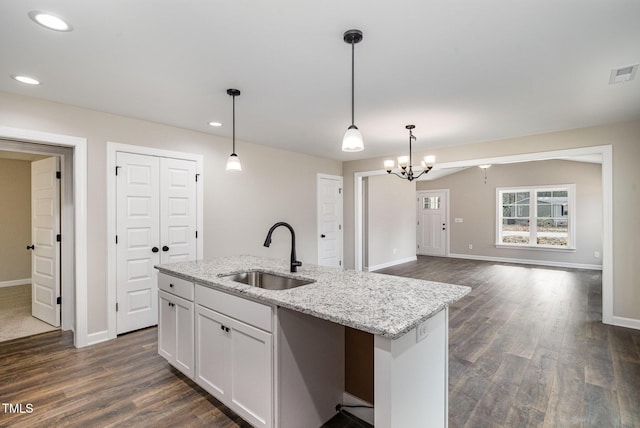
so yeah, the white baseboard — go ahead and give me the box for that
[367,256,417,272]
[341,392,374,426]
[0,278,32,288]
[611,316,640,331]
[448,253,602,271]
[85,329,112,346]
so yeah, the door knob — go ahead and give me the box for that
[26,245,35,250]
[320,234,326,238]
[162,246,169,252]
[152,247,159,253]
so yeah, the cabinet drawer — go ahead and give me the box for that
[159,272,194,301]
[195,284,272,332]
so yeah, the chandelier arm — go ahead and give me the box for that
[387,171,409,180]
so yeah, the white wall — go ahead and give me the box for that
[366,175,416,270]
[0,91,342,336]
[343,119,640,323]
[416,159,603,268]
[0,158,31,283]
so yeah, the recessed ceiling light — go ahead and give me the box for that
[28,11,73,32]
[11,75,41,85]
[209,121,223,127]
[609,64,638,84]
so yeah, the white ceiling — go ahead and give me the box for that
[1,1,639,161]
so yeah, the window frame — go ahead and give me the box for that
[496,184,576,250]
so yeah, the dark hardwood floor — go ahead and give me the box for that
[1,256,638,427]
[378,256,640,427]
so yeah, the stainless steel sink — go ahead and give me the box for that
[221,270,315,290]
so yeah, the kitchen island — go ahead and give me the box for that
[156,255,470,427]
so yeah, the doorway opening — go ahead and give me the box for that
[354,145,613,325]
[0,126,88,347]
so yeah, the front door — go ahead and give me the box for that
[416,190,447,257]
[30,157,61,327]
[317,175,343,267]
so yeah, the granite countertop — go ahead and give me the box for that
[156,255,471,340]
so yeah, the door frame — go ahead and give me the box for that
[416,189,450,257]
[0,126,88,346]
[106,142,203,342]
[354,145,613,326]
[316,173,344,267]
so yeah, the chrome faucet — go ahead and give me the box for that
[263,222,302,272]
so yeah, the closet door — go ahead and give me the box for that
[116,152,160,334]
[159,158,197,264]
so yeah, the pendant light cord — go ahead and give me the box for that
[232,94,236,154]
[351,40,355,126]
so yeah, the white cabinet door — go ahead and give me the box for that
[195,303,273,428]
[158,291,176,362]
[174,295,195,377]
[230,317,273,428]
[158,290,194,378]
[196,305,232,398]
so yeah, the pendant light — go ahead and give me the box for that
[384,125,436,181]
[226,88,242,171]
[342,29,364,152]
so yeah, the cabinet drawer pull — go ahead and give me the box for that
[169,283,174,287]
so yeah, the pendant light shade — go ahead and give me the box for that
[342,125,364,152]
[226,88,242,171]
[226,153,241,171]
[342,29,364,152]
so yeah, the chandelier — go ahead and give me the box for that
[384,125,435,181]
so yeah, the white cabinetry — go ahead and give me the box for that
[195,284,273,428]
[157,273,194,378]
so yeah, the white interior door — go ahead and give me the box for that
[317,175,343,267]
[116,152,160,334]
[417,190,447,257]
[30,157,61,327]
[160,158,197,263]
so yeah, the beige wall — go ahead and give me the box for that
[366,174,416,269]
[343,119,640,322]
[417,159,603,267]
[0,91,342,335]
[0,158,31,282]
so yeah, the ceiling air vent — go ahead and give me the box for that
[609,64,638,84]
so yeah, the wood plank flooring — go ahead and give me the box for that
[377,256,640,428]
[0,256,638,427]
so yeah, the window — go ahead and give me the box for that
[497,185,575,249]
[423,196,440,210]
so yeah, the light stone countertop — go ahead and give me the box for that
[156,255,471,339]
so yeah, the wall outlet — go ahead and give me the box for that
[392,248,397,255]
[417,321,431,342]
[468,244,473,250]
[594,251,600,258]
[455,218,463,223]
